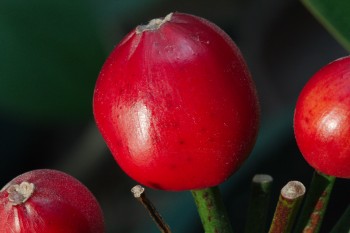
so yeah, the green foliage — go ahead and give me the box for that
[0,1,105,122]
[302,0,350,52]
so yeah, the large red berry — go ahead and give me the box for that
[0,169,105,233]
[93,12,260,191]
[294,56,350,178]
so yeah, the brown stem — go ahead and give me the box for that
[131,185,172,233]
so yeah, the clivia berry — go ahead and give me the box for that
[0,169,105,233]
[93,12,260,191]
[294,56,350,178]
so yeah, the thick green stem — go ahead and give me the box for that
[191,186,234,233]
[245,174,273,233]
[330,204,350,233]
[268,181,306,233]
[293,171,336,233]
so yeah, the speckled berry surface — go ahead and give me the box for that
[294,56,350,178]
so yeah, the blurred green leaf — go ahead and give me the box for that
[301,0,350,52]
[0,1,106,122]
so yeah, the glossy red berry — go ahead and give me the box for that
[93,12,260,190]
[294,56,350,178]
[0,169,105,233]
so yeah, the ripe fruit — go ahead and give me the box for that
[0,169,105,233]
[294,56,350,178]
[93,12,260,190]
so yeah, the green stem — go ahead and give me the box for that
[245,174,273,233]
[293,170,336,233]
[268,181,306,233]
[330,204,350,233]
[191,186,234,233]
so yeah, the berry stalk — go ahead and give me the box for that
[191,186,234,233]
[268,181,306,233]
[293,171,336,233]
[131,185,171,233]
[245,174,273,233]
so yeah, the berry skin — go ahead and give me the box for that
[294,56,350,178]
[0,169,105,233]
[93,12,260,190]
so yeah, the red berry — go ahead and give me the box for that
[294,56,350,178]
[0,169,105,233]
[93,12,260,190]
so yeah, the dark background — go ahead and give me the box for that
[0,0,349,232]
